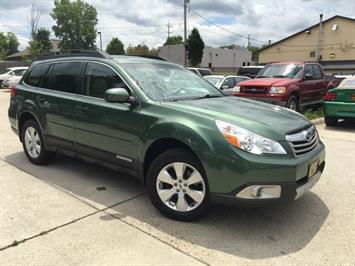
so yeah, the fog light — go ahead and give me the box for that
[236,185,281,199]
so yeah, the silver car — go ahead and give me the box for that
[204,75,250,95]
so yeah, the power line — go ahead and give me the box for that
[190,9,268,44]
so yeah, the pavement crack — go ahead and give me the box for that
[101,210,210,266]
[0,193,145,252]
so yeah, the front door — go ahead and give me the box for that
[74,61,140,170]
[300,64,315,104]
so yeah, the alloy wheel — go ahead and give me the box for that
[156,162,206,212]
[24,126,41,159]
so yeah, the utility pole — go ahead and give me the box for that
[166,22,172,39]
[316,14,324,62]
[247,34,251,49]
[183,0,189,66]
[98,31,102,51]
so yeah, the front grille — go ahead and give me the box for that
[286,126,319,157]
[241,86,267,94]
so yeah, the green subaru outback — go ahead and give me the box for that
[8,51,325,221]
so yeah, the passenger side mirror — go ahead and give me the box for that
[304,73,313,80]
[105,88,130,103]
[221,85,229,90]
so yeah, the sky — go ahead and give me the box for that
[0,0,354,51]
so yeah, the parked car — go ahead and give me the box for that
[187,67,212,76]
[0,67,28,88]
[237,66,264,79]
[2,68,28,88]
[324,77,355,126]
[204,75,250,95]
[9,51,325,221]
[234,62,334,111]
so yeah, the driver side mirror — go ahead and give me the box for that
[304,73,313,80]
[105,88,130,103]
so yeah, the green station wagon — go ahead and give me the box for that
[8,51,326,220]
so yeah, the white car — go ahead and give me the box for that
[204,75,251,95]
[0,67,28,88]
[187,67,212,77]
[1,67,28,88]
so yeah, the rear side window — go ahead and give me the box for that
[198,69,211,76]
[312,65,323,79]
[24,64,49,87]
[45,62,82,93]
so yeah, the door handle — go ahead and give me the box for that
[76,105,88,113]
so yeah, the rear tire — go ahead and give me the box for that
[286,95,300,112]
[147,148,210,221]
[325,116,338,127]
[21,120,54,165]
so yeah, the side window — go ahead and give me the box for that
[222,77,236,88]
[84,62,128,99]
[50,62,82,93]
[24,64,49,87]
[312,65,323,79]
[304,65,314,79]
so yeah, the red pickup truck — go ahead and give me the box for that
[234,62,334,111]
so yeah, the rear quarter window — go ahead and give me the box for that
[24,64,49,87]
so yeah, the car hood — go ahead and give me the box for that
[239,78,298,87]
[161,97,311,141]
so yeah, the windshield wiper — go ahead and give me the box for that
[194,94,221,100]
[272,75,288,78]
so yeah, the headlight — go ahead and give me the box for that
[269,86,286,94]
[233,86,241,93]
[215,120,287,155]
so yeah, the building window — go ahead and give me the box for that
[242,62,246,66]
[309,51,316,57]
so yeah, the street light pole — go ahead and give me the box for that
[183,0,189,67]
[98,31,102,51]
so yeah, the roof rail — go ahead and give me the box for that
[36,50,111,60]
[128,54,167,61]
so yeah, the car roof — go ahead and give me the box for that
[187,67,211,70]
[204,75,249,78]
[239,66,264,68]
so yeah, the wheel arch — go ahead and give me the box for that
[18,111,43,142]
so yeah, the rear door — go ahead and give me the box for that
[74,61,140,170]
[38,61,83,150]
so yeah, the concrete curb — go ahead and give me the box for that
[311,117,324,125]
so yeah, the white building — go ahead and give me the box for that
[158,44,252,72]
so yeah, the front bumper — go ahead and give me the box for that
[234,94,288,107]
[211,161,325,205]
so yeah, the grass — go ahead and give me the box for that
[302,107,324,120]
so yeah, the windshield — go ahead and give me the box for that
[204,76,223,87]
[0,68,10,75]
[122,63,223,101]
[256,64,303,78]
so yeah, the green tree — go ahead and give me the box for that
[29,28,52,59]
[6,32,19,55]
[126,43,157,56]
[186,28,205,66]
[106,37,125,55]
[0,33,7,60]
[51,0,98,50]
[0,32,19,59]
[164,35,183,46]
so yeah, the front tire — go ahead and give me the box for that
[21,120,54,165]
[287,95,300,112]
[147,148,210,221]
[325,116,338,126]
